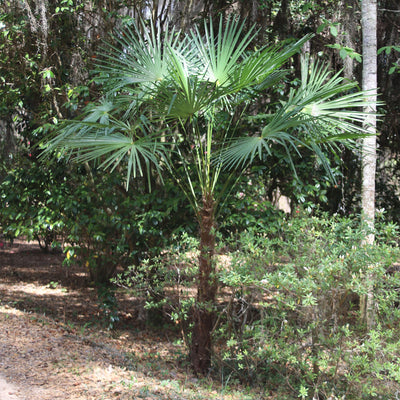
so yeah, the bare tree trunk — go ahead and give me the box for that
[360,0,377,329]
[190,194,218,374]
[273,0,291,38]
[338,0,359,80]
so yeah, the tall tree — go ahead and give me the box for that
[360,0,378,328]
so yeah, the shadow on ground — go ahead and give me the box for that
[0,240,150,331]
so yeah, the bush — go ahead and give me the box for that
[217,212,400,399]
[61,173,191,285]
[0,158,67,251]
[113,232,199,338]
[0,152,192,285]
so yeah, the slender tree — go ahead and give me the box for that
[360,0,378,328]
[44,17,375,374]
[361,0,377,240]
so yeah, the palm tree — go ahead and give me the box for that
[44,17,375,374]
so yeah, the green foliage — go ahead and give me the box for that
[216,213,400,398]
[343,326,400,398]
[43,17,373,222]
[218,173,284,236]
[0,158,67,251]
[60,171,188,284]
[326,44,362,63]
[114,232,198,340]
[317,19,340,38]
[375,208,400,246]
[378,46,400,74]
[40,15,377,375]
[97,283,119,330]
[0,150,190,285]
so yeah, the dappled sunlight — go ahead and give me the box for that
[216,254,232,271]
[85,362,249,400]
[0,281,99,327]
[0,305,25,317]
[1,300,255,400]
[1,282,68,297]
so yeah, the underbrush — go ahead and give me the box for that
[4,211,400,399]
[217,213,400,399]
[112,212,400,399]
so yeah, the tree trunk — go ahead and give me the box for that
[190,194,218,374]
[360,0,377,329]
[273,0,291,38]
[338,0,359,80]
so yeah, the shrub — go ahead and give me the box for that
[113,232,198,338]
[0,159,67,251]
[217,212,400,399]
[0,153,191,285]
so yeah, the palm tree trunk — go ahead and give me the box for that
[190,194,218,374]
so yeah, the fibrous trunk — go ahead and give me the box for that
[190,194,218,374]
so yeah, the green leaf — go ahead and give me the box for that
[326,43,341,50]
[221,56,380,183]
[317,22,328,34]
[40,68,55,80]
[339,48,348,60]
[190,15,257,88]
[378,45,400,56]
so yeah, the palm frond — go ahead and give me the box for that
[220,57,379,177]
[229,35,312,93]
[190,16,257,87]
[290,58,382,142]
[148,45,223,120]
[95,19,183,95]
[42,100,125,154]
[66,132,165,185]
[220,118,305,171]
[42,102,167,189]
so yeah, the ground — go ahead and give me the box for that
[0,240,265,400]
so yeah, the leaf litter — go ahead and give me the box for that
[0,240,267,400]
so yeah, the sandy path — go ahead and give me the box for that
[0,376,22,400]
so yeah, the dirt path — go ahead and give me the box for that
[0,304,128,399]
[0,375,21,400]
[0,240,176,400]
[0,240,262,400]
[0,243,130,400]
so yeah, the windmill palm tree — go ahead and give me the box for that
[44,17,375,374]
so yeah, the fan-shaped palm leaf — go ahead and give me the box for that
[220,58,378,175]
[220,106,307,171]
[189,16,257,87]
[152,45,223,119]
[95,19,184,94]
[292,58,381,140]
[43,101,167,189]
[228,35,312,94]
[63,131,166,188]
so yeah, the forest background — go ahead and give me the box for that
[1,0,400,399]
